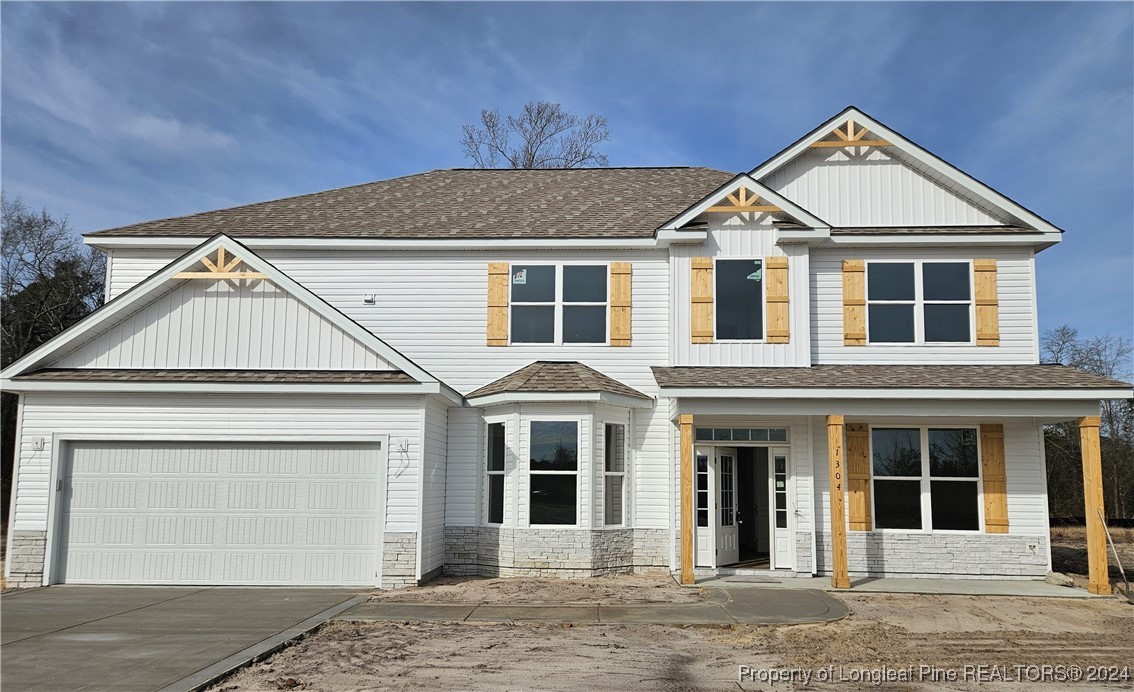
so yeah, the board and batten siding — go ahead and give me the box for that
[670,219,811,366]
[419,398,448,576]
[810,417,1049,536]
[55,278,391,371]
[11,394,423,534]
[761,148,1006,227]
[810,247,1037,364]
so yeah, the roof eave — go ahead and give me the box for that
[466,391,654,409]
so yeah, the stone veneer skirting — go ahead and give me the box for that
[381,531,419,588]
[815,531,1049,579]
[6,531,47,588]
[444,526,669,578]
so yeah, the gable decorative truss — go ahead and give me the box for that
[658,173,829,232]
[750,106,1062,236]
[174,246,266,280]
[0,234,462,403]
[809,118,891,149]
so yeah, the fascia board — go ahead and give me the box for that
[465,391,654,409]
[0,379,443,396]
[659,174,829,232]
[658,387,1131,400]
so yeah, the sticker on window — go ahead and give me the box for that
[512,269,527,285]
[747,270,762,282]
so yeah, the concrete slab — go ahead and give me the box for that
[696,575,1098,598]
[721,589,848,624]
[343,603,478,622]
[468,604,600,623]
[598,603,734,625]
[0,586,359,692]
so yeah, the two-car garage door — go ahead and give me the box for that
[54,441,384,586]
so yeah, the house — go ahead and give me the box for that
[3,107,1129,594]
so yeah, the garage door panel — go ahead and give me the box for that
[57,442,383,586]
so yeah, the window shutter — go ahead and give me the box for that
[609,262,632,347]
[980,424,1009,533]
[486,262,509,346]
[846,423,872,530]
[842,260,866,345]
[765,257,789,344]
[691,257,714,344]
[974,259,1000,346]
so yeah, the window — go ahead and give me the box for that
[866,261,972,344]
[696,453,709,527]
[485,422,506,524]
[695,427,788,443]
[604,424,626,526]
[871,427,981,531]
[719,454,735,527]
[510,264,607,344]
[715,259,764,340]
[529,421,578,525]
[773,453,789,529]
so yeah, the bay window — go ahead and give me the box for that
[485,422,506,524]
[529,421,578,525]
[603,423,626,526]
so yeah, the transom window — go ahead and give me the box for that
[866,261,972,344]
[715,259,764,340]
[510,264,607,344]
[872,427,981,531]
[603,423,626,526]
[529,421,578,525]
[485,422,506,524]
[695,427,788,443]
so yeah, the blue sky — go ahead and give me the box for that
[2,2,1131,343]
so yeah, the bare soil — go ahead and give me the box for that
[365,572,710,604]
[217,585,1134,691]
[1051,525,1134,591]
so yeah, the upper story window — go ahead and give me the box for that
[715,259,764,341]
[866,261,972,344]
[511,264,607,344]
[529,420,578,525]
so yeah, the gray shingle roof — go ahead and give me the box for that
[88,167,736,240]
[15,369,417,384]
[651,365,1131,390]
[468,362,650,400]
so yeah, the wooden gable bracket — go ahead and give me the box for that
[810,119,891,148]
[706,186,783,214]
[173,247,267,280]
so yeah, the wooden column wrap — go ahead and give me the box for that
[690,257,714,344]
[679,414,695,585]
[826,415,850,589]
[765,256,790,344]
[842,260,866,346]
[1078,416,1111,595]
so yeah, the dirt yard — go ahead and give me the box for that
[365,572,710,604]
[216,583,1133,692]
[1051,525,1134,590]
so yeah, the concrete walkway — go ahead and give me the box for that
[339,587,848,625]
[696,575,1100,598]
[0,586,364,692]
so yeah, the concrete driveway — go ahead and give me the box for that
[1,586,363,692]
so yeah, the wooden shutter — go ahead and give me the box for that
[980,424,1009,533]
[842,260,866,345]
[486,262,509,346]
[974,259,1000,346]
[691,257,714,344]
[610,262,632,346]
[765,257,789,344]
[846,423,872,530]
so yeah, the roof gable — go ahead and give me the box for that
[750,107,1061,233]
[0,235,443,386]
[658,173,829,231]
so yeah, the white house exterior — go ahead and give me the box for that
[3,107,1129,593]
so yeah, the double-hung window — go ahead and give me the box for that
[871,427,981,531]
[604,423,626,526]
[866,261,972,344]
[485,422,506,524]
[528,421,578,525]
[510,264,608,344]
[715,259,764,340]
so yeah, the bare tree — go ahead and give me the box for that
[1,193,106,525]
[461,101,611,169]
[1041,326,1134,519]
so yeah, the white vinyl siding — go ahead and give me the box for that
[444,407,481,526]
[105,249,179,300]
[811,247,1037,364]
[761,147,1007,227]
[419,398,448,577]
[11,393,423,535]
[670,220,811,366]
[54,278,391,371]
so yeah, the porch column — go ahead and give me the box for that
[826,415,850,589]
[1078,416,1111,595]
[679,414,695,585]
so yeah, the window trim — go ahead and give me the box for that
[508,262,610,346]
[603,422,627,527]
[864,259,975,346]
[483,420,507,526]
[712,257,767,343]
[526,419,582,528]
[868,424,985,534]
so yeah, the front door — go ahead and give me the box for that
[715,448,739,566]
